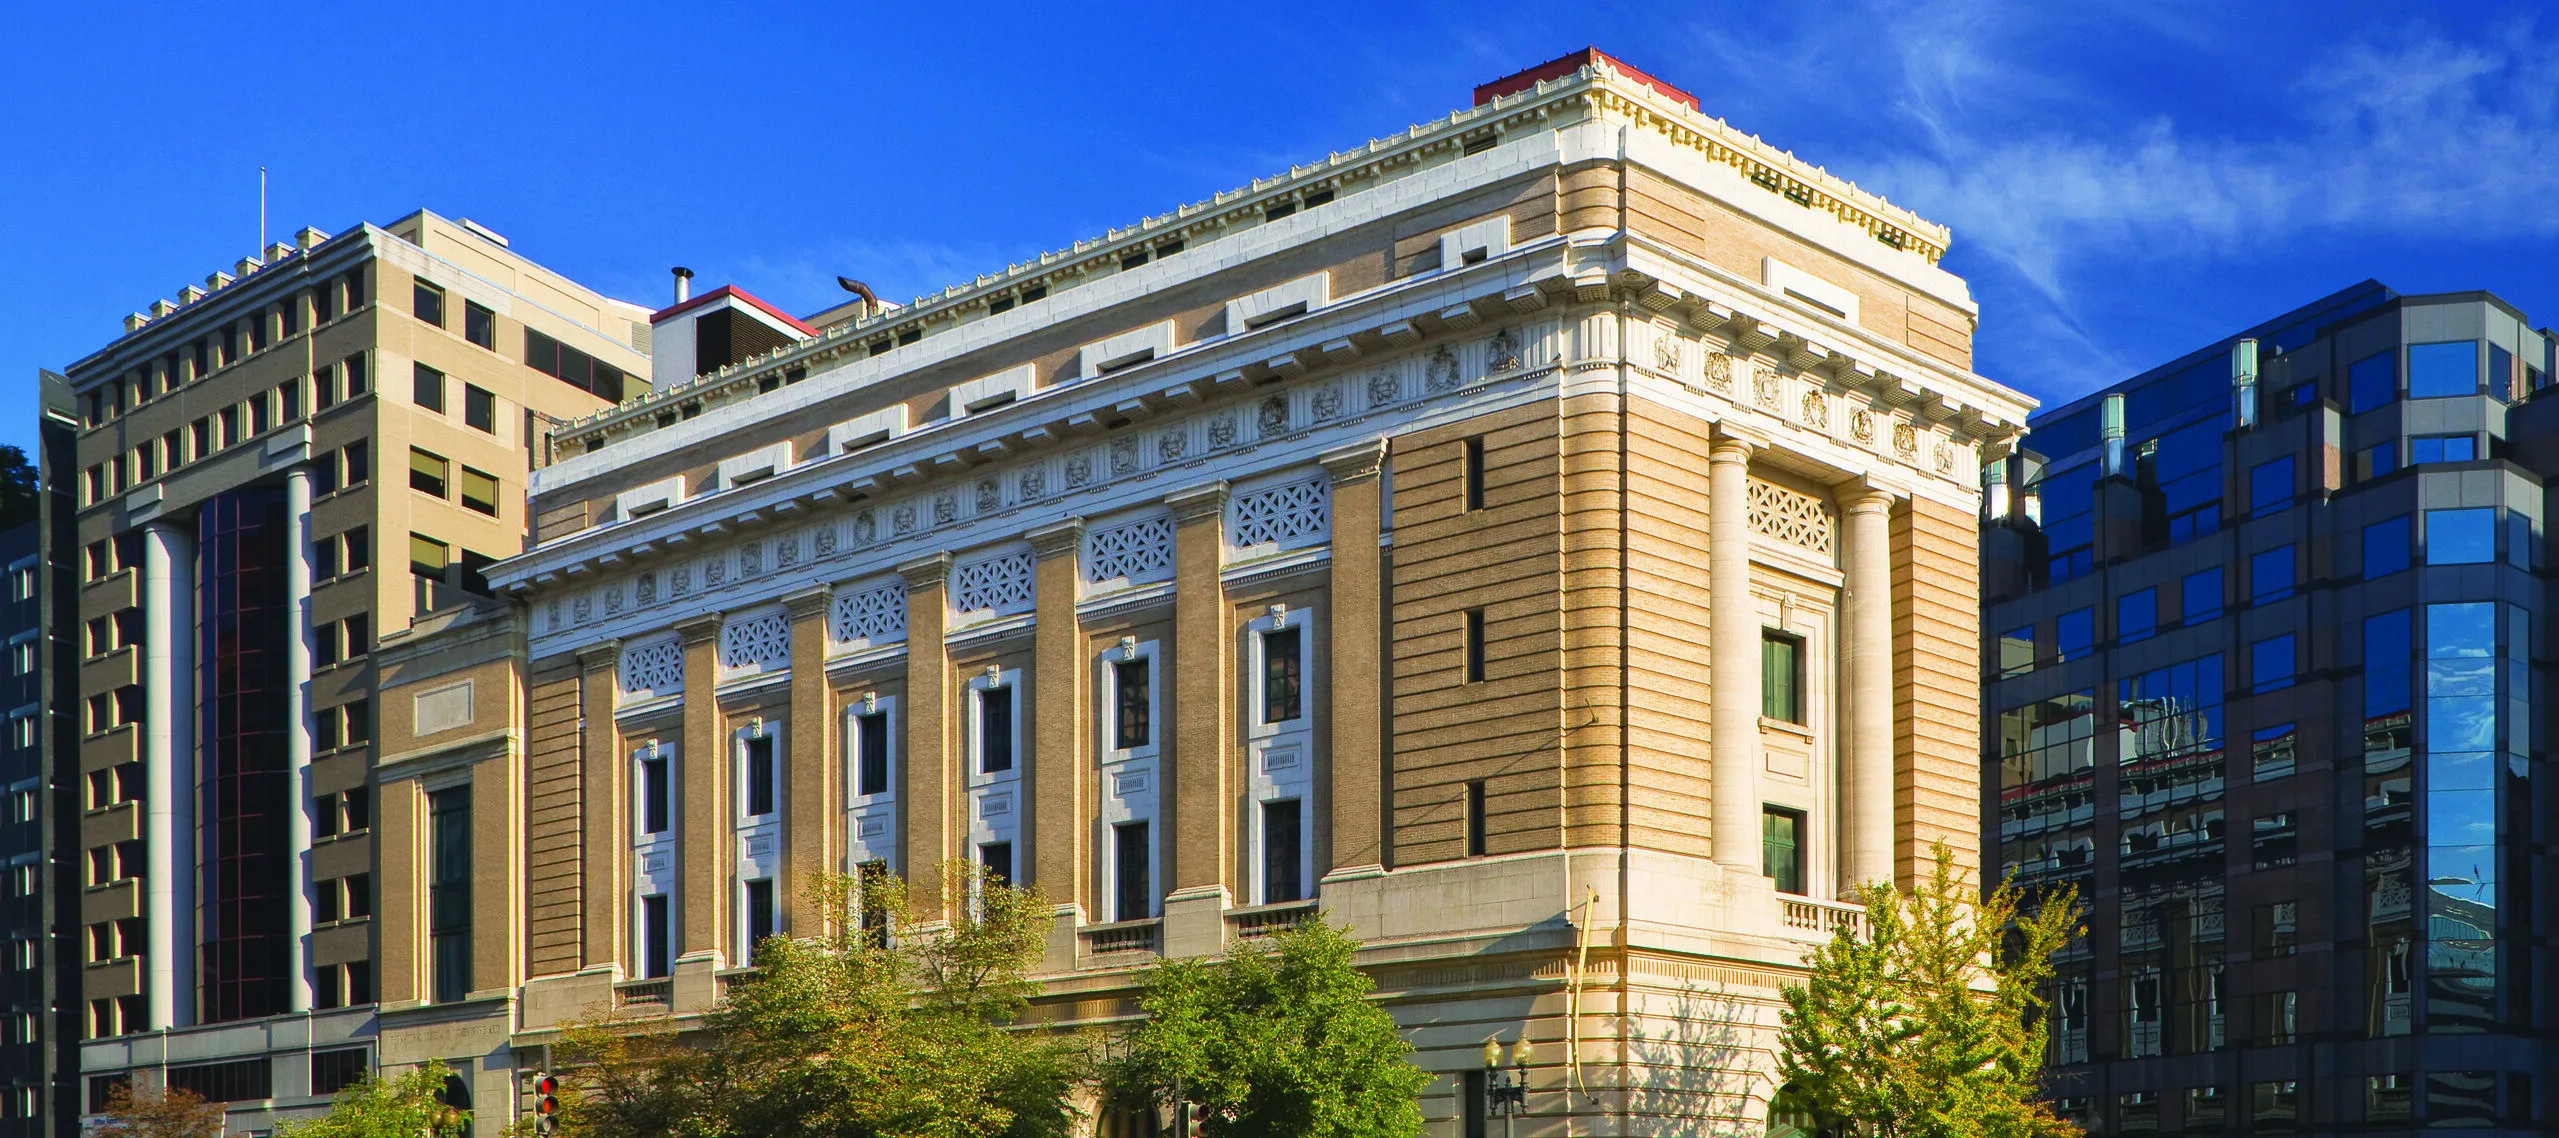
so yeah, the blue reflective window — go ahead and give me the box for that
[2488,344,2513,403]
[2057,608,2094,661]
[2425,508,2495,564]
[2364,516,2410,577]
[2348,351,2396,413]
[2249,456,2294,517]
[2407,341,2478,399]
[2354,441,2397,482]
[2250,545,2295,604]
[2410,434,2476,464]
[2118,589,2157,644]
[2365,609,2412,717]
[2253,634,2296,692]
[2181,567,2222,623]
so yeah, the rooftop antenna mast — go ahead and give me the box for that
[259,166,268,251]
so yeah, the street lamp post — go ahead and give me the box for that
[1482,1032,1534,1138]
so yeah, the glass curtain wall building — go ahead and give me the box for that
[1981,282,2555,1133]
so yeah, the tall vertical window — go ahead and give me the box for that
[2247,456,2294,517]
[2249,545,2295,604]
[410,448,449,498]
[854,711,891,798]
[1762,806,1805,895]
[977,686,1014,774]
[1261,627,1303,723]
[2348,351,2396,413]
[743,733,777,818]
[1112,821,1152,923]
[2252,635,2296,693]
[1461,436,1486,511]
[2364,516,2411,577]
[412,364,445,413]
[743,879,776,960]
[1761,632,1803,723]
[463,302,495,349]
[1462,609,1486,683]
[2423,601,2498,1032]
[2117,589,2157,644]
[978,841,1013,888]
[1261,799,1304,904]
[413,280,445,328]
[1997,626,2035,677]
[2181,568,2222,624]
[428,788,471,1003]
[1464,781,1488,858]
[2056,608,2094,661]
[463,384,496,433]
[640,895,670,979]
[1113,658,1152,750]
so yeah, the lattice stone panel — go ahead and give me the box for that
[831,581,909,649]
[1085,518,1173,584]
[719,612,792,674]
[1228,477,1330,551]
[951,552,1035,615]
[1747,479,1833,555]
[619,637,684,701]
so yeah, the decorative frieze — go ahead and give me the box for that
[618,636,684,702]
[1747,479,1833,556]
[1229,476,1331,553]
[830,580,909,651]
[951,551,1035,617]
[719,611,792,676]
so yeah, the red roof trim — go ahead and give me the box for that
[648,285,818,337]
[1473,48,1697,111]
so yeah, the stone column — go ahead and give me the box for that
[1707,435,1760,872]
[1318,439,1387,881]
[674,614,724,966]
[575,642,621,973]
[1842,488,1895,892]
[1163,482,1230,958]
[897,554,953,922]
[782,586,833,935]
[283,465,313,1012]
[140,521,194,1028]
[1027,519,1086,967]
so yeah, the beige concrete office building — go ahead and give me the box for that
[376,52,2029,1136]
[61,212,646,1132]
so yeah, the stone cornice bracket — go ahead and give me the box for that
[575,639,622,674]
[779,584,832,622]
[1317,437,1388,485]
[896,551,954,590]
[674,613,723,646]
[1710,422,1766,456]
[1026,517,1086,561]
[1164,481,1231,526]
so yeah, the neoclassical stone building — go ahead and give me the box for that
[373,50,2028,1136]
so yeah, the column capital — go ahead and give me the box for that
[674,613,723,646]
[1317,437,1388,485]
[897,551,953,589]
[576,639,622,674]
[1026,517,1086,560]
[1709,425,1761,463]
[1843,486,1895,515]
[780,584,832,622]
[1165,480,1230,525]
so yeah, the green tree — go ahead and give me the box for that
[557,860,1085,1138]
[1112,920,1430,1138]
[91,1082,229,1138]
[278,1059,468,1138]
[0,445,37,531]
[1772,842,2082,1138]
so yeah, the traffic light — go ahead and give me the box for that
[531,1072,560,1135]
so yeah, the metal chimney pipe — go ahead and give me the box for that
[2101,393,2127,477]
[2231,338,2260,430]
[672,266,694,304]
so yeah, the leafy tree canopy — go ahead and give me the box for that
[0,445,37,531]
[1772,843,2083,1138]
[92,1082,229,1138]
[277,1059,467,1138]
[557,860,1085,1138]
[1112,920,1429,1138]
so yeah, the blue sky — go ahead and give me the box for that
[6,1,2556,457]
